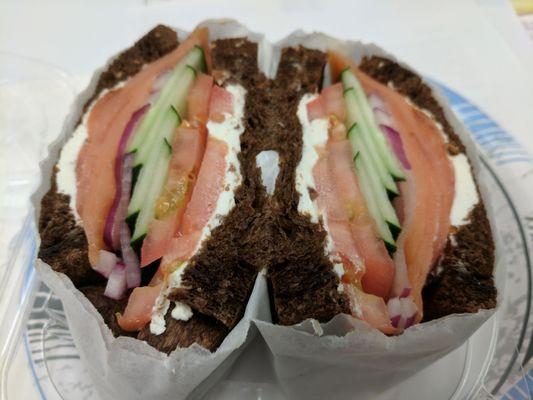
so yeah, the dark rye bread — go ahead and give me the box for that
[138,303,228,353]
[265,48,350,325]
[358,56,496,320]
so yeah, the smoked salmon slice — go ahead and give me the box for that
[76,28,210,266]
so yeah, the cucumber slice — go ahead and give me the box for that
[127,107,180,241]
[131,141,173,242]
[354,149,396,253]
[344,89,398,195]
[348,124,400,232]
[127,47,205,156]
[132,66,196,168]
[341,69,405,180]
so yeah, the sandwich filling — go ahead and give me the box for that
[150,83,246,335]
[295,52,481,334]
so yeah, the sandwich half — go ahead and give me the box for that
[267,50,496,333]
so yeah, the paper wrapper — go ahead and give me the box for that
[32,19,503,400]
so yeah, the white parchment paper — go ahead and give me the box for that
[32,19,502,400]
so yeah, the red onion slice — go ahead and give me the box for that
[93,249,118,278]
[368,93,411,170]
[400,297,418,329]
[104,262,127,300]
[388,297,402,328]
[380,124,411,170]
[118,153,141,288]
[104,104,150,249]
[373,107,394,127]
[368,93,386,110]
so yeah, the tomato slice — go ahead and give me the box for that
[140,125,204,267]
[180,137,228,234]
[187,73,213,126]
[209,85,234,122]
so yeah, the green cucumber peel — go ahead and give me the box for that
[193,45,207,73]
[164,137,172,154]
[388,222,401,241]
[185,64,197,77]
[384,241,397,255]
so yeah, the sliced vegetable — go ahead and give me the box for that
[131,66,197,168]
[127,48,205,156]
[104,104,150,250]
[94,250,118,278]
[380,124,411,171]
[349,124,399,252]
[104,263,127,300]
[128,107,181,242]
[119,154,141,288]
[140,126,205,267]
[344,88,398,195]
[76,28,210,266]
[368,93,411,170]
[341,68,405,180]
[388,296,418,330]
